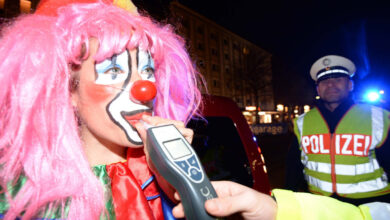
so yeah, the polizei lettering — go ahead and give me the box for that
[301,134,371,156]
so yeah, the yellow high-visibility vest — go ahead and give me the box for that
[293,104,390,198]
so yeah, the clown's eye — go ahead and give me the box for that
[138,50,155,82]
[95,64,128,85]
[95,51,130,85]
[141,66,155,80]
[105,66,124,75]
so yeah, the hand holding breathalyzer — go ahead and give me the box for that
[135,115,218,220]
[173,181,278,220]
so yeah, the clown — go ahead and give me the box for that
[0,0,202,219]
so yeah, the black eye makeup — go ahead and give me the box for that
[95,50,129,85]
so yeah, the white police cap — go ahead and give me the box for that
[310,55,356,82]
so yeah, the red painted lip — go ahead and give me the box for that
[124,112,152,126]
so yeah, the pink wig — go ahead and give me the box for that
[0,2,202,219]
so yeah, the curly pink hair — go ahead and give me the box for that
[0,2,202,219]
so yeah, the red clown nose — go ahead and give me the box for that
[130,80,157,103]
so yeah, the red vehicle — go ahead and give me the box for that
[188,95,270,194]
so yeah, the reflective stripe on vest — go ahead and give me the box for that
[372,106,384,148]
[305,160,381,176]
[295,105,390,198]
[306,175,389,194]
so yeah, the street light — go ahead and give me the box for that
[245,106,256,111]
[364,90,380,103]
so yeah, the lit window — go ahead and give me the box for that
[20,0,31,13]
[264,114,272,123]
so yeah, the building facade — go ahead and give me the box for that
[170,2,274,112]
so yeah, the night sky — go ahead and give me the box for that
[178,0,390,105]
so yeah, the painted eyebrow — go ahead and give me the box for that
[111,54,117,65]
[94,51,131,81]
[128,50,132,78]
[95,54,117,79]
[136,48,139,68]
[137,50,154,70]
[147,52,153,67]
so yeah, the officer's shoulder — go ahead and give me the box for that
[295,111,309,121]
[300,107,318,116]
[355,103,389,113]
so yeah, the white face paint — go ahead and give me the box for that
[138,50,156,82]
[94,49,156,145]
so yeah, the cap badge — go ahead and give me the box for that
[322,58,331,66]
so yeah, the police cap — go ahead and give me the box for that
[310,55,355,82]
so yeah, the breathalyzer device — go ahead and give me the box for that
[145,124,218,220]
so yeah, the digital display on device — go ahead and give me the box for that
[146,124,217,220]
[163,138,192,159]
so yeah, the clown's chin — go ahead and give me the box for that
[122,125,143,146]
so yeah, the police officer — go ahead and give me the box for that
[285,55,390,205]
